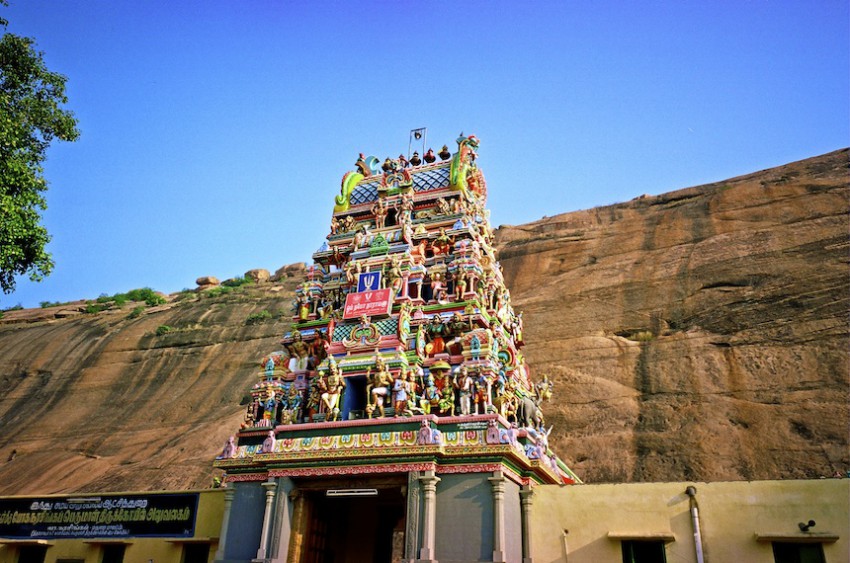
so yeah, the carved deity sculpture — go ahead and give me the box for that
[371,198,388,229]
[367,356,394,418]
[392,367,410,417]
[386,256,404,296]
[260,430,276,454]
[219,436,237,459]
[457,367,474,416]
[320,359,346,421]
[287,330,310,371]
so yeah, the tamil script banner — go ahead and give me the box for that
[343,288,393,319]
[0,493,198,539]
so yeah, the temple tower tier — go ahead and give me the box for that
[213,135,579,563]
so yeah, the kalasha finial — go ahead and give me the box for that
[410,151,422,166]
[382,157,393,172]
[398,153,409,168]
[424,148,436,163]
[439,145,451,160]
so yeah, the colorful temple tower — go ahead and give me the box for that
[213,134,579,563]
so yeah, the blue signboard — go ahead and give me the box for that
[357,271,381,293]
[0,493,199,539]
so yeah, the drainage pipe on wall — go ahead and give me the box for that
[685,486,705,563]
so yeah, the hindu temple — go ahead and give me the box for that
[212,134,580,563]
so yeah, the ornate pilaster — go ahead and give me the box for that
[254,480,278,561]
[213,487,236,562]
[416,470,440,563]
[405,471,422,562]
[489,471,506,563]
[520,485,534,563]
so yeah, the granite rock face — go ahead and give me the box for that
[0,282,301,494]
[0,150,846,494]
[496,149,849,482]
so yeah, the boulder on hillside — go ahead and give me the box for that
[244,269,270,284]
[196,276,220,287]
[272,263,307,281]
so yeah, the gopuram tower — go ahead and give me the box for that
[213,134,580,563]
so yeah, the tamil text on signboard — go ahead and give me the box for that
[0,493,199,539]
[343,288,393,319]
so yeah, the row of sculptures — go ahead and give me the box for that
[245,354,554,429]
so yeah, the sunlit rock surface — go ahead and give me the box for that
[496,149,849,482]
[0,150,846,493]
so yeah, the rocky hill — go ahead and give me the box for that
[0,149,846,493]
[498,149,849,482]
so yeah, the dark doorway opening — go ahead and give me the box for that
[302,485,406,563]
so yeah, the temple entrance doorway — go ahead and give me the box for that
[298,477,407,563]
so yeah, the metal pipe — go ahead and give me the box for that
[685,486,705,563]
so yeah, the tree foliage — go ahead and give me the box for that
[0,2,79,294]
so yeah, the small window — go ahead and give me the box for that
[182,543,211,563]
[102,544,126,563]
[772,542,826,563]
[622,540,667,563]
[17,545,48,563]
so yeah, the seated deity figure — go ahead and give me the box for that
[287,330,310,371]
[431,228,452,257]
[439,383,455,416]
[219,436,237,459]
[260,430,276,454]
[421,374,441,415]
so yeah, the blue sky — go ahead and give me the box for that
[3,0,848,308]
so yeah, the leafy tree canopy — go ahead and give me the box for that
[0,0,79,294]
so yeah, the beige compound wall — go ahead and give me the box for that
[530,479,849,563]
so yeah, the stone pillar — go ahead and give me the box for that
[404,472,422,562]
[255,480,277,561]
[520,485,534,563]
[416,471,440,563]
[286,490,307,563]
[489,471,506,563]
[213,487,235,562]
